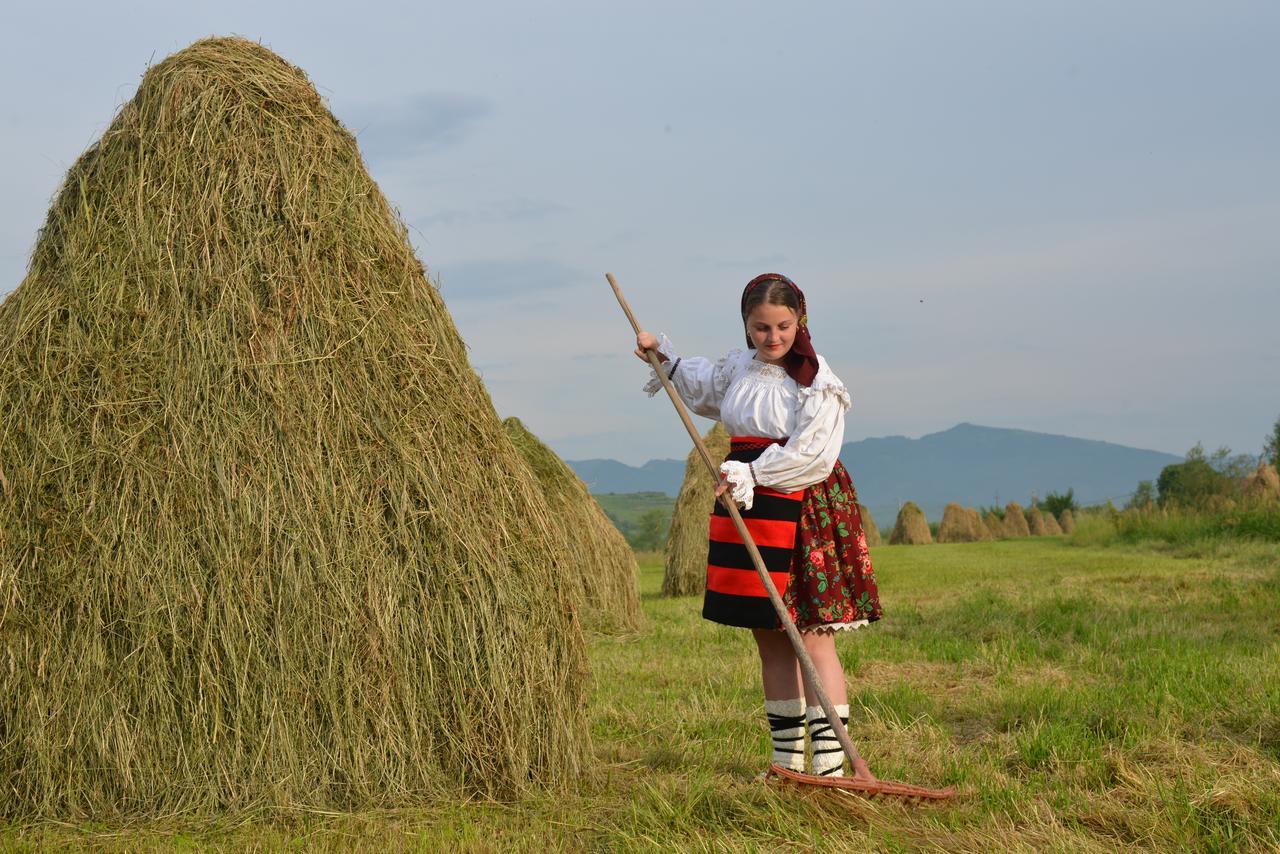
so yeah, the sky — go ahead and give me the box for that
[2,1,1277,465]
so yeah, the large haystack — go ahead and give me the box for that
[662,423,730,596]
[1042,510,1064,535]
[1059,509,1076,534]
[966,507,996,541]
[0,38,588,819]
[1243,463,1280,502]
[1027,506,1050,536]
[504,417,641,631]
[937,502,980,543]
[1003,502,1032,537]
[859,503,882,546]
[984,511,1005,538]
[889,501,933,544]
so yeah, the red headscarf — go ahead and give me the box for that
[740,273,819,387]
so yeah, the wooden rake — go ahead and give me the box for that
[607,272,955,803]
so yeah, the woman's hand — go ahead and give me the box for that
[634,331,668,363]
[714,475,730,498]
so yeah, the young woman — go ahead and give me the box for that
[635,273,882,780]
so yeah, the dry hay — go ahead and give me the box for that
[1027,505,1051,535]
[936,502,980,543]
[858,503,881,546]
[504,417,641,631]
[1243,463,1280,502]
[1042,509,1064,535]
[965,506,995,541]
[1059,508,1076,534]
[662,423,729,596]
[889,501,933,544]
[983,510,1005,538]
[1002,502,1032,537]
[0,38,589,819]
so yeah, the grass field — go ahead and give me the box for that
[8,538,1279,852]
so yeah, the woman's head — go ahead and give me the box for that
[739,273,819,386]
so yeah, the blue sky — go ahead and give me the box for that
[3,1,1277,464]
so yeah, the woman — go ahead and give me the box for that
[635,273,882,780]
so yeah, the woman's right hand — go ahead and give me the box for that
[634,331,667,363]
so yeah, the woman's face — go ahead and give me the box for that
[745,302,799,364]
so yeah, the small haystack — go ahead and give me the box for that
[1003,502,1032,537]
[0,38,588,819]
[1042,510,1064,536]
[662,423,730,596]
[1027,506,1050,536]
[505,417,641,631]
[966,507,996,541]
[859,503,882,546]
[889,502,933,544]
[937,502,980,543]
[984,511,1005,538]
[1243,463,1280,502]
[1059,509,1076,534]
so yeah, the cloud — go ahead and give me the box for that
[340,92,491,162]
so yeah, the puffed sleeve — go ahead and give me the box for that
[747,366,851,492]
[642,339,741,420]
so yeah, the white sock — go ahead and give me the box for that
[764,698,806,771]
[807,704,850,777]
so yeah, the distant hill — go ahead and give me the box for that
[566,423,1181,526]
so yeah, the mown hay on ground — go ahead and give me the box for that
[858,503,881,546]
[889,502,933,545]
[504,417,641,631]
[662,424,729,596]
[1059,508,1076,534]
[937,502,981,543]
[1003,502,1032,537]
[0,37,588,820]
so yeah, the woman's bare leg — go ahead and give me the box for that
[752,628,801,699]
[801,632,875,782]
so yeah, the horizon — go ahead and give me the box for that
[3,2,1277,466]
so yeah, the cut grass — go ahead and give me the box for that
[6,538,1279,851]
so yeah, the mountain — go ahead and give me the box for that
[565,423,1181,525]
[565,457,687,495]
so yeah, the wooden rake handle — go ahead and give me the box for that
[605,272,865,772]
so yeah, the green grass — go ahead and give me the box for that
[594,491,676,548]
[7,539,1280,851]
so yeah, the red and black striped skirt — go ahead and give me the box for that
[703,436,883,631]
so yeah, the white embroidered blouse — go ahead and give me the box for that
[643,338,851,509]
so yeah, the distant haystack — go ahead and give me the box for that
[937,503,980,543]
[1027,506,1050,536]
[662,424,730,596]
[1042,510,1064,536]
[1003,503,1032,538]
[505,417,642,631]
[1059,509,1076,534]
[966,507,995,541]
[984,511,1005,538]
[0,37,588,818]
[889,502,933,545]
[1243,464,1280,502]
[858,503,882,546]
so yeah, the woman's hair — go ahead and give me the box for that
[741,278,801,321]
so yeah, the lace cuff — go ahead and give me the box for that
[719,461,756,510]
[641,333,678,397]
[797,376,852,411]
